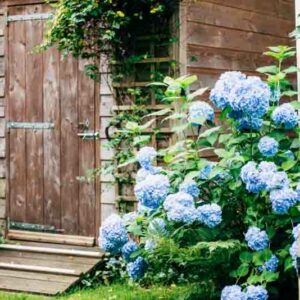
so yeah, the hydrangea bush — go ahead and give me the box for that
[99,46,300,299]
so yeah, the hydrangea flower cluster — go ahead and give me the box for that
[290,224,300,269]
[271,103,298,129]
[210,71,246,109]
[136,147,157,169]
[136,166,162,182]
[179,180,200,198]
[245,285,268,300]
[210,72,271,131]
[258,255,279,272]
[126,256,147,280]
[269,188,298,214]
[258,136,278,157]
[99,214,128,254]
[144,239,156,251]
[164,192,196,224]
[188,101,215,125]
[245,227,269,251]
[197,203,222,228]
[134,174,170,209]
[221,285,246,300]
[122,240,138,262]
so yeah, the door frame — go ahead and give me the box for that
[3,0,101,243]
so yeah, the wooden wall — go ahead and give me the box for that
[179,0,295,89]
[0,9,6,234]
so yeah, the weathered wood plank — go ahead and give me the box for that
[199,0,293,20]
[0,269,75,284]
[0,275,73,295]
[0,262,78,276]
[0,244,103,258]
[43,46,61,229]
[60,55,79,235]
[187,45,274,72]
[187,2,294,37]
[78,59,96,237]
[0,250,100,265]
[25,4,44,224]
[7,230,95,246]
[187,22,292,54]
[8,11,27,222]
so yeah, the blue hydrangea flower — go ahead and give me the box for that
[136,166,162,182]
[221,285,246,300]
[144,240,156,251]
[240,162,266,193]
[163,192,194,211]
[134,174,170,209]
[99,214,128,254]
[136,147,157,169]
[272,103,298,129]
[258,136,279,157]
[123,212,138,224]
[258,162,277,173]
[245,285,268,300]
[179,180,200,198]
[296,183,300,202]
[210,71,246,109]
[127,256,147,280]
[289,240,298,269]
[258,255,279,272]
[229,76,270,118]
[199,162,215,180]
[260,171,289,191]
[270,188,298,214]
[292,224,300,240]
[188,101,215,125]
[137,203,152,215]
[245,227,269,251]
[237,116,263,131]
[121,240,138,262]
[197,203,222,228]
[148,218,167,236]
[166,205,197,224]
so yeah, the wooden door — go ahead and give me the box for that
[6,3,99,239]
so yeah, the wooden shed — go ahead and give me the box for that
[0,0,296,295]
[0,0,296,244]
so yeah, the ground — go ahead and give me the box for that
[0,284,203,300]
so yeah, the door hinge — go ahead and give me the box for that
[78,131,99,140]
[7,122,55,130]
[7,13,53,23]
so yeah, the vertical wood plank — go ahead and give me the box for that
[78,60,96,237]
[25,5,44,224]
[60,55,79,235]
[43,47,61,229]
[8,12,26,222]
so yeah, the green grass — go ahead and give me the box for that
[0,283,207,300]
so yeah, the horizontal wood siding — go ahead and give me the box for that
[180,0,295,90]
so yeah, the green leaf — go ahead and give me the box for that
[235,264,249,277]
[291,138,300,149]
[133,135,151,146]
[282,66,299,74]
[118,157,136,168]
[256,65,279,74]
[290,100,300,109]
[240,251,253,263]
[176,75,198,88]
[214,149,232,158]
[281,160,296,171]
[281,90,298,97]
[198,126,221,139]
[146,108,172,118]
[184,171,200,181]
[186,87,208,101]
